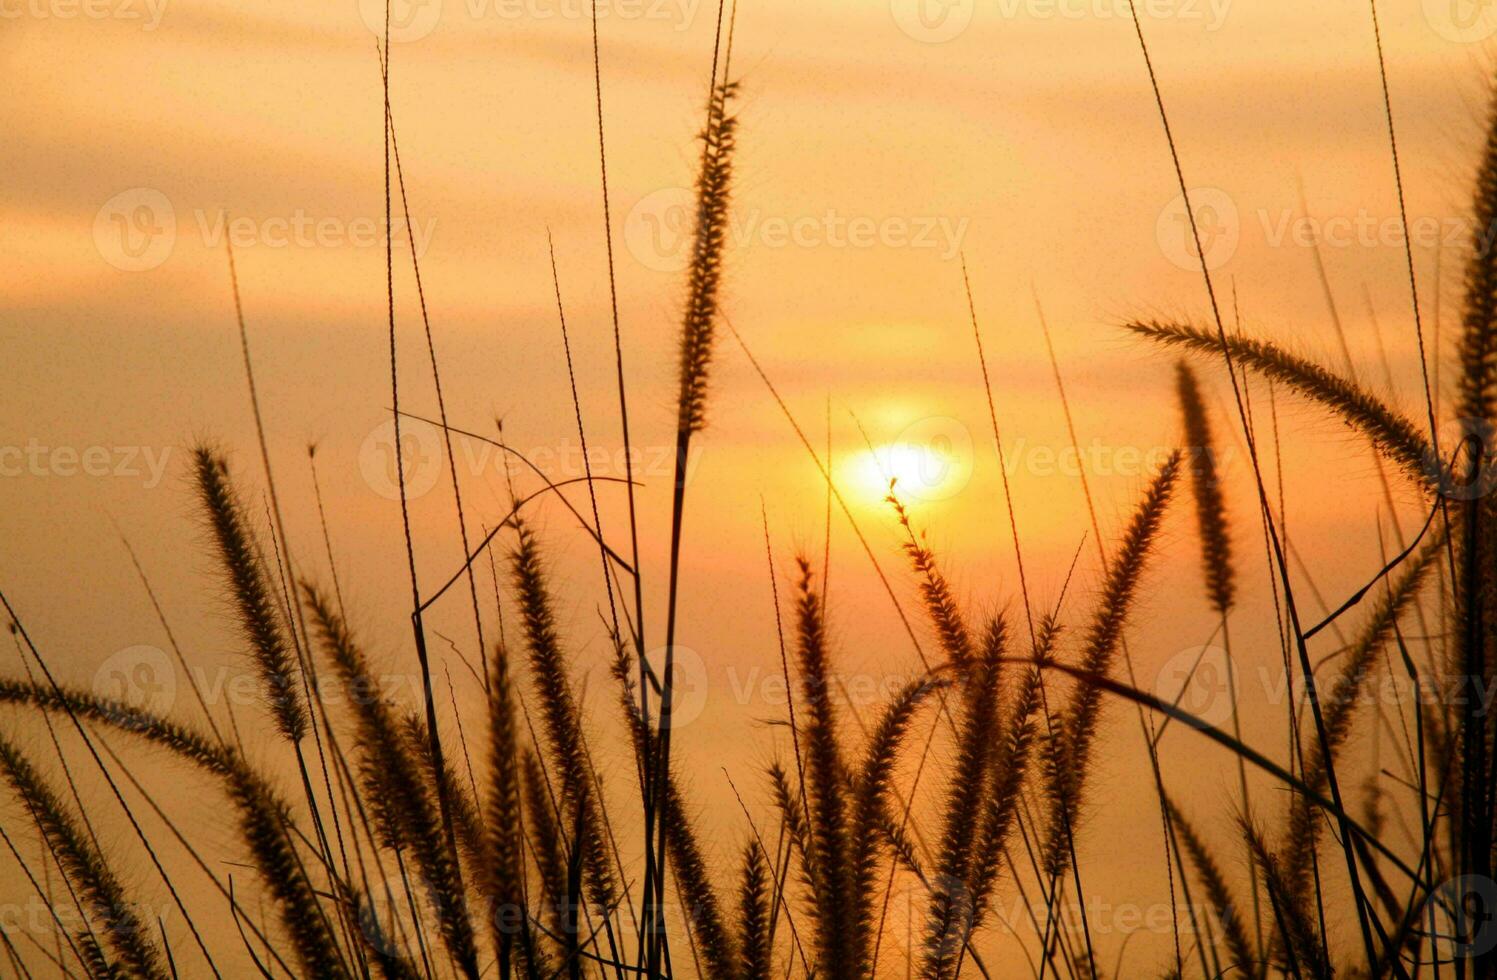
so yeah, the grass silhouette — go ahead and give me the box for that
[2,2,1496,977]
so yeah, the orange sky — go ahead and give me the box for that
[0,0,1489,974]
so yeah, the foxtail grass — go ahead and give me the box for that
[303,583,480,979]
[1129,321,1435,489]
[193,446,308,743]
[1043,451,1181,881]
[0,678,350,978]
[0,735,168,980]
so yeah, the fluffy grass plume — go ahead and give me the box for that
[1044,452,1181,879]
[788,557,856,975]
[1129,322,1434,489]
[506,516,618,921]
[0,679,349,978]
[193,446,308,742]
[675,75,740,436]
[1175,361,1235,614]
[1163,796,1255,979]
[738,842,772,980]
[0,735,168,979]
[303,583,481,979]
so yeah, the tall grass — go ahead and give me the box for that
[3,7,1496,979]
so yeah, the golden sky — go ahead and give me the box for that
[1,0,1491,973]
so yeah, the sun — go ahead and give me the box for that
[840,431,974,507]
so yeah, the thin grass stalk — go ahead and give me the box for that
[609,645,738,978]
[377,43,471,970]
[1282,532,1446,914]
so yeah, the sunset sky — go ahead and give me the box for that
[1,0,1490,973]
